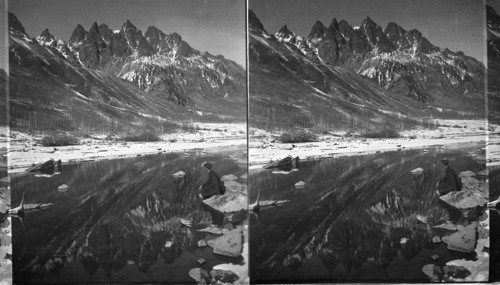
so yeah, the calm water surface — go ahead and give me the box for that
[250,143,486,283]
[11,147,246,284]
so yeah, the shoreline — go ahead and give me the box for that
[6,123,247,173]
[249,119,491,169]
[249,135,486,169]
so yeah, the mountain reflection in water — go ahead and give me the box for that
[11,148,245,284]
[250,144,485,282]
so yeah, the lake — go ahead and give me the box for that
[249,142,486,283]
[11,146,246,284]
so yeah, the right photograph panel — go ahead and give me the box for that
[248,0,489,283]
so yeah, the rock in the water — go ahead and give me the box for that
[478,225,489,239]
[227,209,247,224]
[432,222,457,231]
[431,254,440,260]
[400,237,409,244]
[164,241,173,248]
[295,181,306,189]
[27,158,62,174]
[210,269,239,283]
[202,193,246,213]
[432,236,441,243]
[462,177,487,193]
[443,265,471,279]
[180,218,193,227]
[207,228,242,257]
[416,215,428,223]
[57,184,68,192]
[263,155,299,171]
[411,167,424,175]
[422,264,444,282]
[445,224,477,253]
[198,240,207,247]
[459,171,476,179]
[221,174,238,181]
[197,258,207,265]
[224,180,244,193]
[197,226,223,235]
[189,268,211,285]
[476,169,488,180]
[439,189,487,212]
[172,171,185,179]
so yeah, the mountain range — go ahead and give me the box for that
[488,5,500,124]
[249,10,485,131]
[8,13,245,133]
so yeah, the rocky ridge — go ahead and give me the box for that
[269,12,484,103]
[8,12,246,133]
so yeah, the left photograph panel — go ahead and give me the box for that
[8,0,247,283]
[1,0,12,283]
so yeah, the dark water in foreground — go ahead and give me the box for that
[11,147,246,284]
[250,143,485,283]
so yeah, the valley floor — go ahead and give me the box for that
[6,123,246,173]
[250,119,492,168]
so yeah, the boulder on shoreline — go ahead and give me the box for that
[411,167,424,175]
[439,187,487,214]
[202,193,246,214]
[207,228,243,258]
[263,156,299,171]
[443,224,477,253]
[26,158,62,174]
[422,264,444,282]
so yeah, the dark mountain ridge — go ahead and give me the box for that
[249,10,485,131]
[488,5,500,124]
[8,12,246,133]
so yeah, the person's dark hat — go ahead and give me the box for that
[440,158,449,166]
[202,162,212,170]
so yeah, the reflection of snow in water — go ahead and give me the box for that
[11,148,246,284]
[250,143,485,282]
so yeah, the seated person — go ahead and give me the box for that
[199,162,225,199]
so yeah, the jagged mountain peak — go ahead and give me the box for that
[90,22,100,33]
[145,26,166,38]
[123,19,138,30]
[248,10,268,34]
[385,22,405,34]
[361,16,379,30]
[69,24,87,43]
[308,20,326,39]
[8,12,27,35]
[276,24,294,39]
[37,28,58,45]
[328,18,339,29]
[40,28,53,38]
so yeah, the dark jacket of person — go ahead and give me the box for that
[200,169,225,199]
[438,166,462,195]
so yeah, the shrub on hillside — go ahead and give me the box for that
[361,128,400,138]
[122,131,161,142]
[279,130,319,143]
[40,134,80,146]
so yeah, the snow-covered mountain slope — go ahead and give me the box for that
[488,5,500,124]
[8,13,246,133]
[249,10,485,131]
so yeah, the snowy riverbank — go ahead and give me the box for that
[6,123,246,173]
[250,120,489,168]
